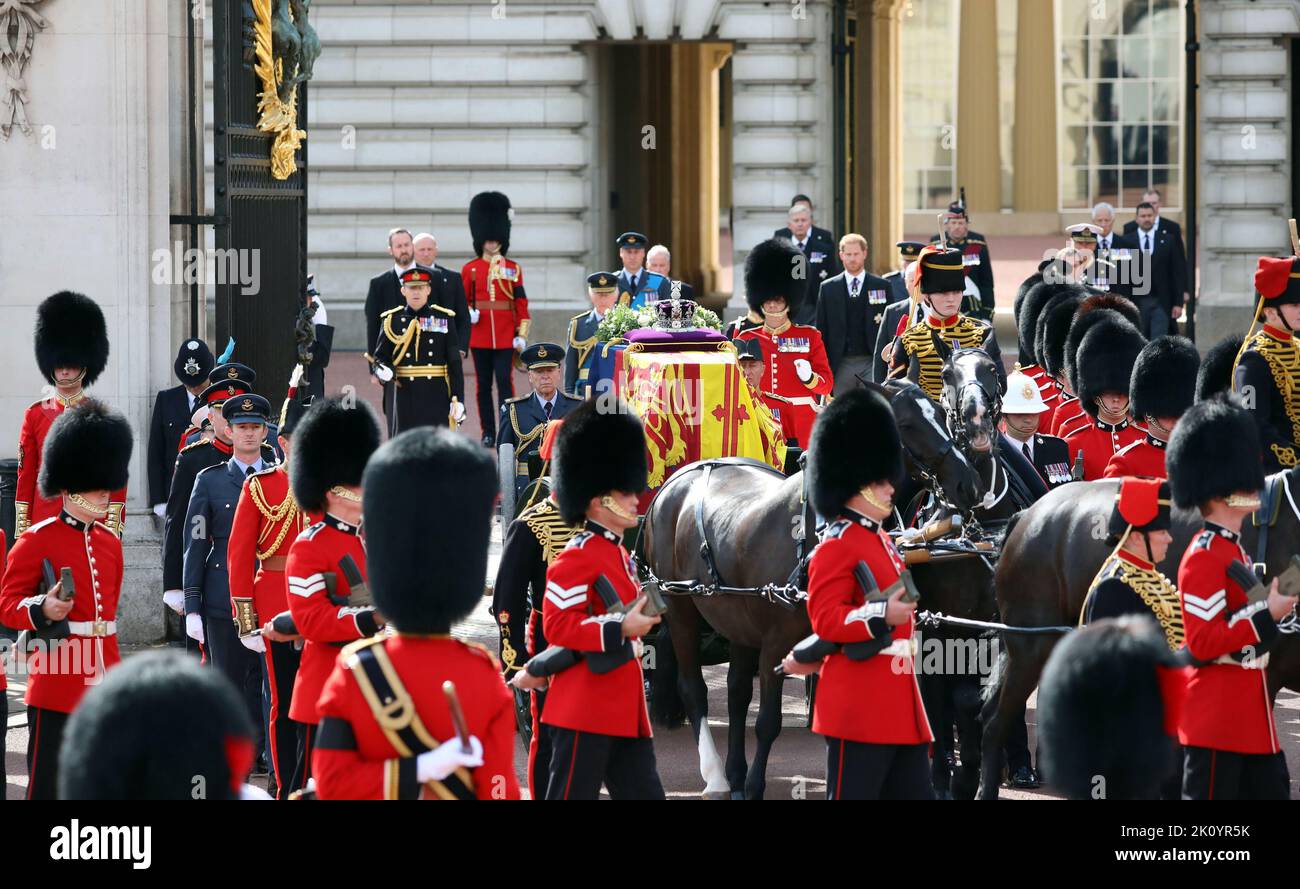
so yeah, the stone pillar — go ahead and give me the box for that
[1012,0,1056,212]
[670,43,731,297]
[0,0,173,642]
[860,0,906,275]
[956,0,1001,212]
[1198,1,1300,347]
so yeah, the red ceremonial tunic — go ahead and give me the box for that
[286,517,381,724]
[541,521,652,739]
[1048,396,1084,438]
[1103,433,1167,479]
[735,323,834,448]
[1177,525,1280,755]
[313,635,520,800]
[1064,417,1145,481]
[1020,364,1061,413]
[461,256,529,351]
[227,466,309,625]
[0,512,122,712]
[0,530,7,691]
[760,392,800,443]
[16,396,127,537]
[807,512,933,745]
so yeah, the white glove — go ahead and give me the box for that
[512,336,526,352]
[163,590,185,615]
[469,308,481,324]
[185,613,205,644]
[240,633,266,654]
[373,363,394,383]
[152,503,166,518]
[450,401,467,424]
[794,358,814,383]
[416,736,484,782]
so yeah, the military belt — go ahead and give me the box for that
[68,620,116,637]
[394,365,449,380]
[260,555,288,572]
[478,300,514,311]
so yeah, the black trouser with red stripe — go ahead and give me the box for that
[545,728,665,800]
[472,348,514,439]
[262,639,303,799]
[527,689,552,798]
[1182,746,1289,800]
[26,706,70,800]
[825,738,934,800]
[293,721,316,793]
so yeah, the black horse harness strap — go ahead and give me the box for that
[1251,470,1289,567]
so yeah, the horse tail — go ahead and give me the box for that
[981,644,1008,710]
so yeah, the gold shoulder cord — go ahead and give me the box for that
[384,311,420,366]
[1251,332,1300,466]
[509,405,547,452]
[521,499,582,564]
[248,475,303,560]
[1117,560,1185,651]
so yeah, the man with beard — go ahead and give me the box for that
[364,228,420,418]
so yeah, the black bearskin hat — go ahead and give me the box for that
[1036,293,1085,379]
[808,386,903,517]
[1064,296,1138,394]
[39,401,133,497]
[1167,395,1265,510]
[553,399,648,524]
[1038,618,1182,800]
[744,238,804,316]
[1076,315,1145,416]
[289,396,381,512]
[1196,333,1243,403]
[1015,278,1065,366]
[1130,336,1199,421]
[363,428,498,634]
[469,191,512,257]
[173,338,215,387]
[59,651,255,800]
[34,291,109,387]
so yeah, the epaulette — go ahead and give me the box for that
[765,393,795,405]
[339,633,387,663]
[559,392,583,402]
[380,305,405,318]
[1112,439,1141,458]
[1193,529,1215,551]
[460,639,501,671]
[26,516,58,534]
[503,394,530,405]
[566,530,594,550]
[569,311,588,324]
[966,238,987,246]
[299,521,327,542]
[179,439,213,455]
[194,463,225,480]
[261,441,277,452]
[821,519,851,540]
[250,464,279,478]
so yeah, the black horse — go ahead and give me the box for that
[640,381,984,799]
[976,471,1300,799]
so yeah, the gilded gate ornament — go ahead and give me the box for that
[249,0,319,179]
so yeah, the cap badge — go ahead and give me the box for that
[537,346,548,358]
[1022,382,1035,400]
[226,385,237,396]
[227,367,239,379]
[184,357,200,377]
[242,399,254,412]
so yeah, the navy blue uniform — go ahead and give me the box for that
[497,391,582,498]
[564,310,604,398]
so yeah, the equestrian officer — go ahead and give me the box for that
[16,291,124,538]
[787,387,934,799]
[1167,396,1297,799]
[931,201,995,320]
[314,427,519,800]
[614,232,671,309]
[1105,336,1199,480]
[734,238,835,450]
[565,272,619,398]
[1064,312,1146,480]
[372,266,467,434]
[286,396,384,791]
[0,402,132,799]
[1233,255,1300,472]
[498,343,582,500]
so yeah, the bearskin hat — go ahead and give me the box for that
[1036,293,1085,379]
[808,386,903,517]
[39,401,133,498]
[553,399,648,524]
[59,651,254,800]
[1167,395,1265,510]
[1129,336,1199,421]
[1038,618,1182,800]
[1064,300,1137,395]
[468,191,512,257]
[744,238,804,316]
[1196,333,1244,403]
[289,396,381,512]
[1017,279,1069,367]
[1076,315,1145,416]
[363,428,498,634]
[34,291,109,387]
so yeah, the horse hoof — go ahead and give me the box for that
[701,789,731,800]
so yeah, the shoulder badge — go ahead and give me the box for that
[379,305,404,318]
[299,521,327,542]
[504,394,529,405]
[566,530,594,550]
[822,518,851,540]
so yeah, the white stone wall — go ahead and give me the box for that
[1197,0,1300,346]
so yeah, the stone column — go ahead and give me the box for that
[670,43,731,297]
[1012,0,1057,213]
[956,0,1001,212]
[861,0,906,275]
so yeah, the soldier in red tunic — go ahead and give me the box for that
[285,396,384,791]
[735,238,834,450]
[783,387,934,800]
[314,427,519,800]
[1167,396,1297,799]
[0,401,132,799]
[1037,293,1087,437]
[462,191,530,446]
[1104,336,1199,480]
[1063,311,1146,480]
[15,291,125,538]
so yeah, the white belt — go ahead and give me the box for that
[877,638,917,658]
[1213,651,1268,670]
[68,620,116,637]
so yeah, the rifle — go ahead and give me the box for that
[1070,449,1086,481]
[324,554,371,608]
[1227,558,1300,604]
[779,564,920,672]
[523,575,664,678]
[19,560,72,654]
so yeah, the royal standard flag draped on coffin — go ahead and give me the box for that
[617,347,785,488]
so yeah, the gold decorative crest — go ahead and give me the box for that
[252,0,307,180]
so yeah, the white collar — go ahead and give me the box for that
[1003,431,1033,458]
[535,392,555,410]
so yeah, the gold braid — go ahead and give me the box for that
[248,475,303,560]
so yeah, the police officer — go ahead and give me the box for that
[1234,255,1300,473]
[183,392,278,766]
[1064,312,1146,480]
[15,291,124,538]
[931,201,995,320]
[498,343,582,500]
[0,401,132,799]
[147,338,214,518]
[372,267,466,434]
[1105,336,1199,480]
[614,232,671,308]
[565,272,619,398]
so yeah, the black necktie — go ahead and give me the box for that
[1022,443,1032,465]
[1143,233,1151,253]
[544,401,553,419]
[245,465,255,478]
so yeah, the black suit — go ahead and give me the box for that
[872,299,919,384]
[147,385,198,507]
[774,224,834,245]
[1123,217,1182,241]
[1126,226,1186,338]
[1005,433,1072,490]
[433,263,472,356]
[782,232,841,325]
[816,271,899,395]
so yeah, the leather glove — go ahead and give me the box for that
[163,590,185,615]
[450,401,467,424]
[794,358,813,383]
[185,613,205,644]
[373,363,394,383]
[239,633,266,654]
[416,736,484,782]
[469,308,481,324]
[153,503,166,519]
[512,336,526,352]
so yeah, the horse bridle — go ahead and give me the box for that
[944,376,1002,456]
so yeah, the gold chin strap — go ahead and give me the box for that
[329,486,362,502]
[1226,493,1262,510]
[600,495,638,523]
[66,493,109,519]
[859,486,892,513]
